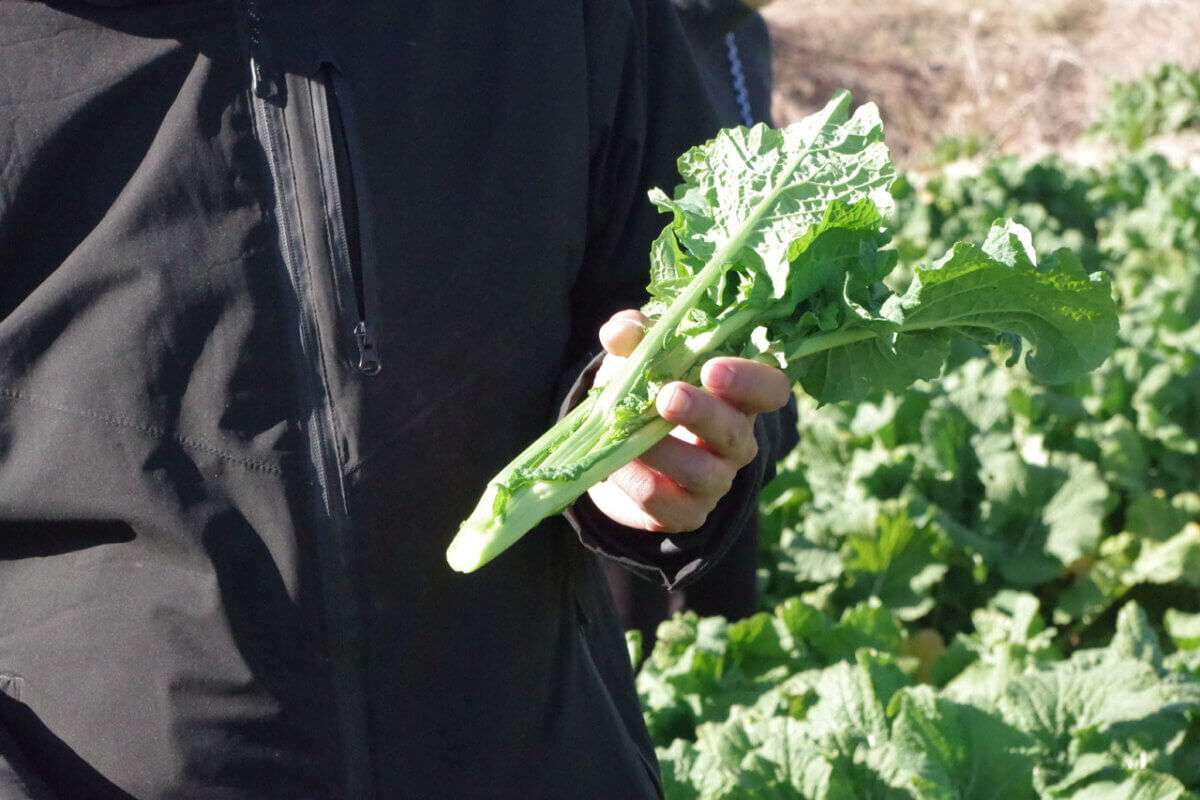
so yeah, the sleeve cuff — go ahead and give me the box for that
[555,351,770,591]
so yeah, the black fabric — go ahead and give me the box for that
[670,0,757,41]
[604,0,798,644]
[0,1,778,798]
[673,0,774,127]
[0,701,57,800]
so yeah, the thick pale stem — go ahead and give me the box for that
[540,406,607,469]
[593,256,728,415]
[447,417,676,573]
[446,319,895,574]
[547,307,760,470]
[659,306,762,376]
[488,395,595,484]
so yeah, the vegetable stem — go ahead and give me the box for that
[447,417,675,573]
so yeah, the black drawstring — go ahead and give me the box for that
[723,31,755,127]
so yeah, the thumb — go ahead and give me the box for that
[598,309,649,357]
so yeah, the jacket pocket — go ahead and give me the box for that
[309,60,383,376]
[573,591,666,800]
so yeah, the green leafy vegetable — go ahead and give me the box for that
[638,69,1200,796]
[1091,64,1200,150]
[641,599,1200,800]
[446,92,1119,574]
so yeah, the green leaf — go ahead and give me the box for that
[667,709,854,800]
[957,449,1108,587]
[890,222,1119,385]
[1126,493,1192,540]
[726,613,791,679]
[1043,752,1197,800]
[1165,610,1200,651]
[787,220,1119,405]
[790,323,950,407]
[1108,602,1164,669]
[651,91,895,297]
[1080,415,1150,493]
[1132,361,1200,457]
[940,592,1059,706]
[996,655,1200,784]
[1166,650,1200,679]
[1129,524,1200,586]
[801,651,909,749]
[778,599,903,664]
[752,716,845,799]
[1056,525,1200,625]
[841,508,948,621]
[657,739,699,800]
[890,686,1037,799]
[626,629,644,671]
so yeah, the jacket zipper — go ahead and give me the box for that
[316,63,382,376]
[242,3,371,798]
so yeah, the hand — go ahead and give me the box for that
[586,310,791,533]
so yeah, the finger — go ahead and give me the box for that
[700,357,792,415]
[598,310,648,357]
[592,353,622,389]
[656,382,758,466]
[603,460,713,533]
[637,434,734,499]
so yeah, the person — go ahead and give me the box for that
[604,0,800,646]
[0,1,790,799]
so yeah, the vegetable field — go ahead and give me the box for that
[630,69,1200,799]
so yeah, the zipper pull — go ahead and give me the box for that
[354,320,382,375]
[250,56,281,101]
[245,0,280,101]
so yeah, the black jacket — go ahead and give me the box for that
[673,0,774,127]
[0,1,779,798]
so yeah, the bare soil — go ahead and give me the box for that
[761,0,1200,164]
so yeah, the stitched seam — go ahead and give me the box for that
[0,386,292,478]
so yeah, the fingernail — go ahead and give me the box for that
[706,363,733,392]
[664,386,691,416]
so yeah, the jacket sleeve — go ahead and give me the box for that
[563,0,786,590]
[0,726,56,800]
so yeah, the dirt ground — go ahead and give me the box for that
[761,0,1200,164]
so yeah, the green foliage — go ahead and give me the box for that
[927,133,994,167]
[638,598,1200,799]
[635,82,1200,797]
[754,147,1200,638]
[1091,64,1200,150]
